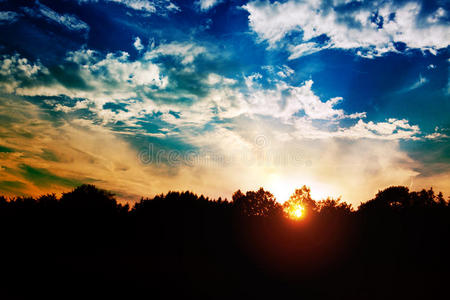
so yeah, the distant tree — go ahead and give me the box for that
[358,186,447,212]
[358,186,409,212]
[232,188,282,217]
[409,188,444,208]
[37,193,58,209]
[0,195,7,208]
[60,184,128,216]
[378,186,410,208]
[316,197,353,215]
[436,192,446,206]
[282,185,317,217]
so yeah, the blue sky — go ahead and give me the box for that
[0,0,448,204]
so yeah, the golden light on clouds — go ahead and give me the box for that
[0,96,448,206]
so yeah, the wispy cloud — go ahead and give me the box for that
[0,11,20,24]
[78,0,180,15]
[398,74,429,93]
[23,2,89,33]
[196,0,222,12]
[408,75,429,91]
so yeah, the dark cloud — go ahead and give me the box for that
[18,164,82,188]
[0,180,27,194]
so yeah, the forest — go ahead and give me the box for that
[0,184,449,299]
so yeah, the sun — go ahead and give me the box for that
[285,203,305,220]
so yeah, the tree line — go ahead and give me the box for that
[0,184,448,300]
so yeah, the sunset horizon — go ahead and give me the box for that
[1,1,449,207]
[0,1,449,297]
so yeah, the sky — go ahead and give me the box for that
[0,0,449,205]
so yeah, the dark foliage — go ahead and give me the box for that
[0,184,449,300]
[232,188,282,217]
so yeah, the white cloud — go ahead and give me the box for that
[0,11,20,24]
[276,65,294,78]
[243,0,450,58]
[133,37,144,51]
[53,99,91,113]
[205,73,236,86]
[0,49,167,128]
[24,2,89,32]
[290,117,421,140]
[196,0,222,11]
[112,0,155,12]
[0,41,219,129]
[0,49,430,143]
[144,42,206,65]
[242,76,365,121]
[424,127,449,139]
[0,53,48,93]
[66,48,168,88]
[427,7,446,24]
[0,54,44,77]
[79,0,180,14]
[425,132,448,139]
[288,42,329,60]
[336,118,421,140]
[401,74,428,92]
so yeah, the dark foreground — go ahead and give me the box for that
[1,185,449,299]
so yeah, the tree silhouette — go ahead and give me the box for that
[409,187,445,208]
[0,184,448,300]
[358,186,449,212]
[232,188,282,217]
[316,197,353,215]
[282,185,317,217]
[60,184,128,216]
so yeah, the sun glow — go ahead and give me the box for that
[267,174,336,203]
[266,177,296,203]
[285,203,305,220]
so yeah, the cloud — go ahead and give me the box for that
[0,53,48,93]
[0,0,448,206]
[408,74,428,90]
[424,127,449,139]
[196,0,223,11]
[0,66,445,205]
[205,73,237,86]
[108,0,157,13]
[243,0,450,58]
[303,138,421,203]
[0,49,427,142]
[13,48,167,101]
[243,76,366,122]
[23,2,89,32]
[0,11,20,24]
[0,96,182,199]
[133,36,144,51]
[288,42,330,60]
[79,0,180,15]
[425,132,449,139]
[335,118,421,140]
[0,42,217,131]
[144,42,206,65]
[2,93,423,206]
[397,74,429,93]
